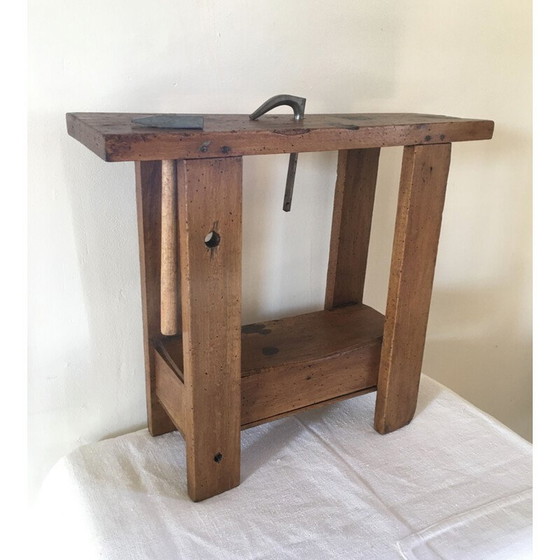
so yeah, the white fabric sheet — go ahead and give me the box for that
[31,376,532,559]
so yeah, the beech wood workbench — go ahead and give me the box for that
[67,111,493,501]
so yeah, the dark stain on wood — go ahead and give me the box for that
[272,128,311,136]
[242,323,272,335]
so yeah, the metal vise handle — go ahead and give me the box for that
[250,94,306,121]
[250,94,306,211]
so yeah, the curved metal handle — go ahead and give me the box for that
[250,94,306,121]
[250,94,307,212]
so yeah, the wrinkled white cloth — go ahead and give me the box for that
[31,376,532,559]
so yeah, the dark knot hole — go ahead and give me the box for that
[204,231,221,248]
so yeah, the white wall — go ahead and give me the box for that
[28,0,532,499]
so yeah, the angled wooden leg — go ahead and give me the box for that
[135,161,176,436]
[177,157,242,501]
[325,148,381,309]
[374,144,452,434]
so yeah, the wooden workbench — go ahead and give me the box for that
[67,111,493,501]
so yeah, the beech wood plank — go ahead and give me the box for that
[153,343,377,431]
[239,303,384,426]
[374,144,452,434]
[160,159,180,336]
[135,161,176,436]
[240,387,376,430]
[241,344,379,425]
[67,112,494,162]
[325,148,381,309]
[158,304,385,427]
[162,304,384,379]
[154,346,185,436]
[177,157,243,502]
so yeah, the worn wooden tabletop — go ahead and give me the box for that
[67,112,494,162]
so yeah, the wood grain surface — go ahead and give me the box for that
[325,148,381,309]
[158,304,384,428]
[177,157,243,501]
[67,112,494,162]
[154,346,185,436]
[374,144,452,434]
[160,159,180,336]
[135,161,176,436]
[240,305,383,426]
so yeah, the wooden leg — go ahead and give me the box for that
[177,157,242,501]
[374,144,452,434]
[325,148,381,309]
[135,161,176,436]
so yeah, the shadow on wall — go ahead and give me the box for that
[61,134,147,439]
[424,285,532,442]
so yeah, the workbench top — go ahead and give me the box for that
[66,112,494,162]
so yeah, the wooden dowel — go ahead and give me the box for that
[160,159,180,336]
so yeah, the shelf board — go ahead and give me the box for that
[155,303,385,429]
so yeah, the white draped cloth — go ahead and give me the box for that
[32,375,532,559]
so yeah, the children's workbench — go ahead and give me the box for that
[67,107,493,501]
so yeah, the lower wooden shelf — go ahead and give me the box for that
[153,303,385,432]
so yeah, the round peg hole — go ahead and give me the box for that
[204,230,221,248]
[214,452,223,463]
